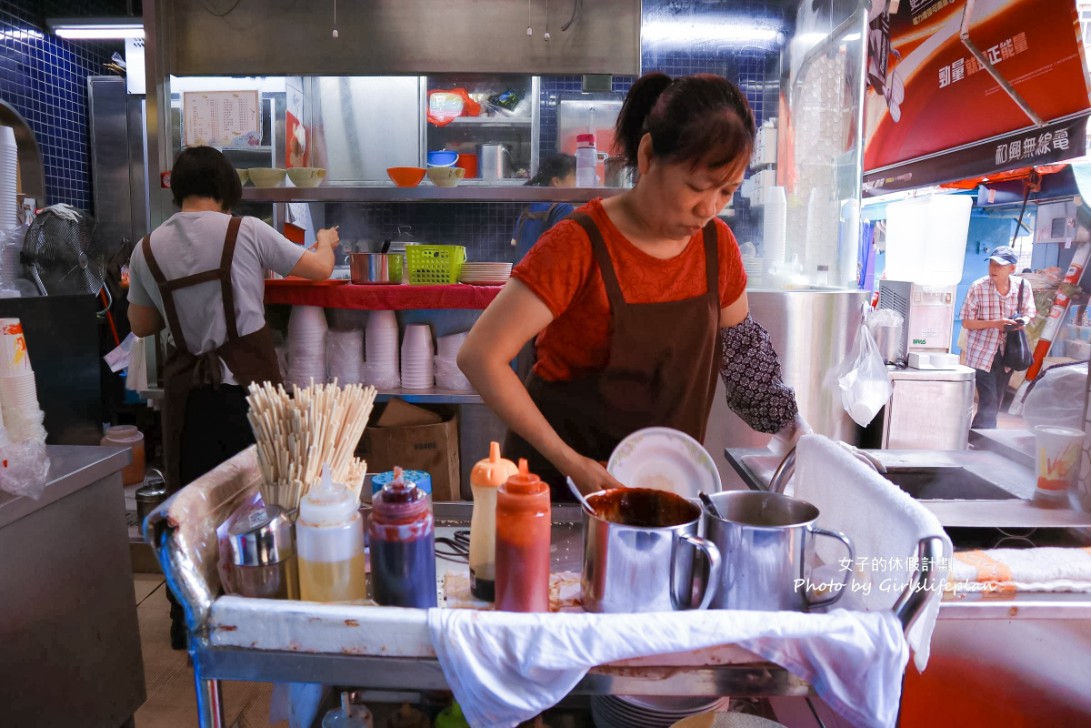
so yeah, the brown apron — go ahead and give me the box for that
[504,212,722,497]
[141,216,282,492]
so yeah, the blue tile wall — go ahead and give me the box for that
[0,1,125,209]
[328,202,528,265]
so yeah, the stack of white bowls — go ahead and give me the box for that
[0,126,17,230]
[364,310,400,389]
[401,323,435,390]
[434,331,472,391]
[0,318,43,443]
[286,305,328,386]
[459,261,513,286]
[327,328,364,384]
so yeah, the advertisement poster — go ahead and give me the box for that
[863,0,1090,194]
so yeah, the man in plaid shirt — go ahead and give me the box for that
[959,246,1036,428]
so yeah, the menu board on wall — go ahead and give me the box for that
[182,90,261,148]
[863,0,1091,195]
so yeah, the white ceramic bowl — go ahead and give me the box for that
[286,167,327,188]
[247,167,286,188]
[426,166,466,188]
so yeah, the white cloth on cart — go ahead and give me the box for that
[428,607,907,728]
[790,435,951,671]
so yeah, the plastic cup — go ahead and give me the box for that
[0,318,31,373]
[1032,425,1084,507]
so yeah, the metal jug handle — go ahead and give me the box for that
[805,527,855,609]
[671,535,722,611]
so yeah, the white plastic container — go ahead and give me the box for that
[296,469,367,603]
[576,133,598,188]
[884,194,972,286]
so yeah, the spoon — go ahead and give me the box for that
[566,476,595,514]
[699,490,723,520]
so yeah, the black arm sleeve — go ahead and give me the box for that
[718,315,799,434]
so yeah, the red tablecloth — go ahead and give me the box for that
[264,280,503,310]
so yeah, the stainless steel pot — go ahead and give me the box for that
[581,487,721,613]
[704,491,854,612]
[349,253,404,285]
[477,142,512,181]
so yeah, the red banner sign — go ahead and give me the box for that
[863,0,1090,190]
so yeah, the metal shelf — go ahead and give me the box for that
[442,116,532,127]
[242,182,617,203]
[375,388,482,404]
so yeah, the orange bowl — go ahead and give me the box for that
[386,166,426,187]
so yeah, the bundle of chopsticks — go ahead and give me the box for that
[246,380,378,512]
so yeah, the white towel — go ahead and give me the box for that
[428,607,907,728]
[950,547,1091,593]
[791,435,951,671]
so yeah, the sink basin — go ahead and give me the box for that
[882,467,1017,500]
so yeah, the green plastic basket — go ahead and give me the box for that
[406,244,466,285]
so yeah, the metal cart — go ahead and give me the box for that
[146,447,941,728]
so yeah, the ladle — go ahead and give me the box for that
[566,476,595,514]
[698,490,723,520]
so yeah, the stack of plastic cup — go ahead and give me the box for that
[0,318,44,443]
[400,323,434,390]
[1032,425,1084,508]
[0,126,17,230]
[363,310,399,389]
[286,305,329,387]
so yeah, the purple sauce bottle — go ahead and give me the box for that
[368,466,437,608]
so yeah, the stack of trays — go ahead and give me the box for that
[590,695,731,728]
[459,262,513,286]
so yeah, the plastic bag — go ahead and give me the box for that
[837,324,893,426]
[865,307,904,335]
[0,439,51,499]
[1023,363,1087,432]
[434,356,473,391]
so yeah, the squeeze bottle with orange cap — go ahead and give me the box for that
[494,458,551,612]
[468,441,519,601]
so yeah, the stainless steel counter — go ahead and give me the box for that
[0,445,146,726]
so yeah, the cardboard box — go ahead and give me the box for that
[361,400,460,501]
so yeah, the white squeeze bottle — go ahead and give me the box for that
[576,133,598,188]
[468,441,519,601]
[296,466,368,603]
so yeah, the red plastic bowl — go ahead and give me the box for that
[387,167,426,187]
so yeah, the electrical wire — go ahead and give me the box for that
[560,0,582,32]
[198,0,242,18]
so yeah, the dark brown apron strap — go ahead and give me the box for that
[142,235,191,354]
[159,269,222,292]
[219,216,243,341]
[569,212,627,309]
[702,221,719,306]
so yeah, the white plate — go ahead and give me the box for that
[607,427,721,499]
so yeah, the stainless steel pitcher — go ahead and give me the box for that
[476,142,512,181]
[704,491,854,612]
[581,489,721,613]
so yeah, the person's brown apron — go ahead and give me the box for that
[504,212,722,497]
[141,216,282,492]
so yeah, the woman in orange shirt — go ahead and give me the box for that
[459,73,803,498]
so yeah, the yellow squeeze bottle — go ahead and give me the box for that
[296,466,368,603]
[468,441,519,601]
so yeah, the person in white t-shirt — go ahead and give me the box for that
[128,146,338,648]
